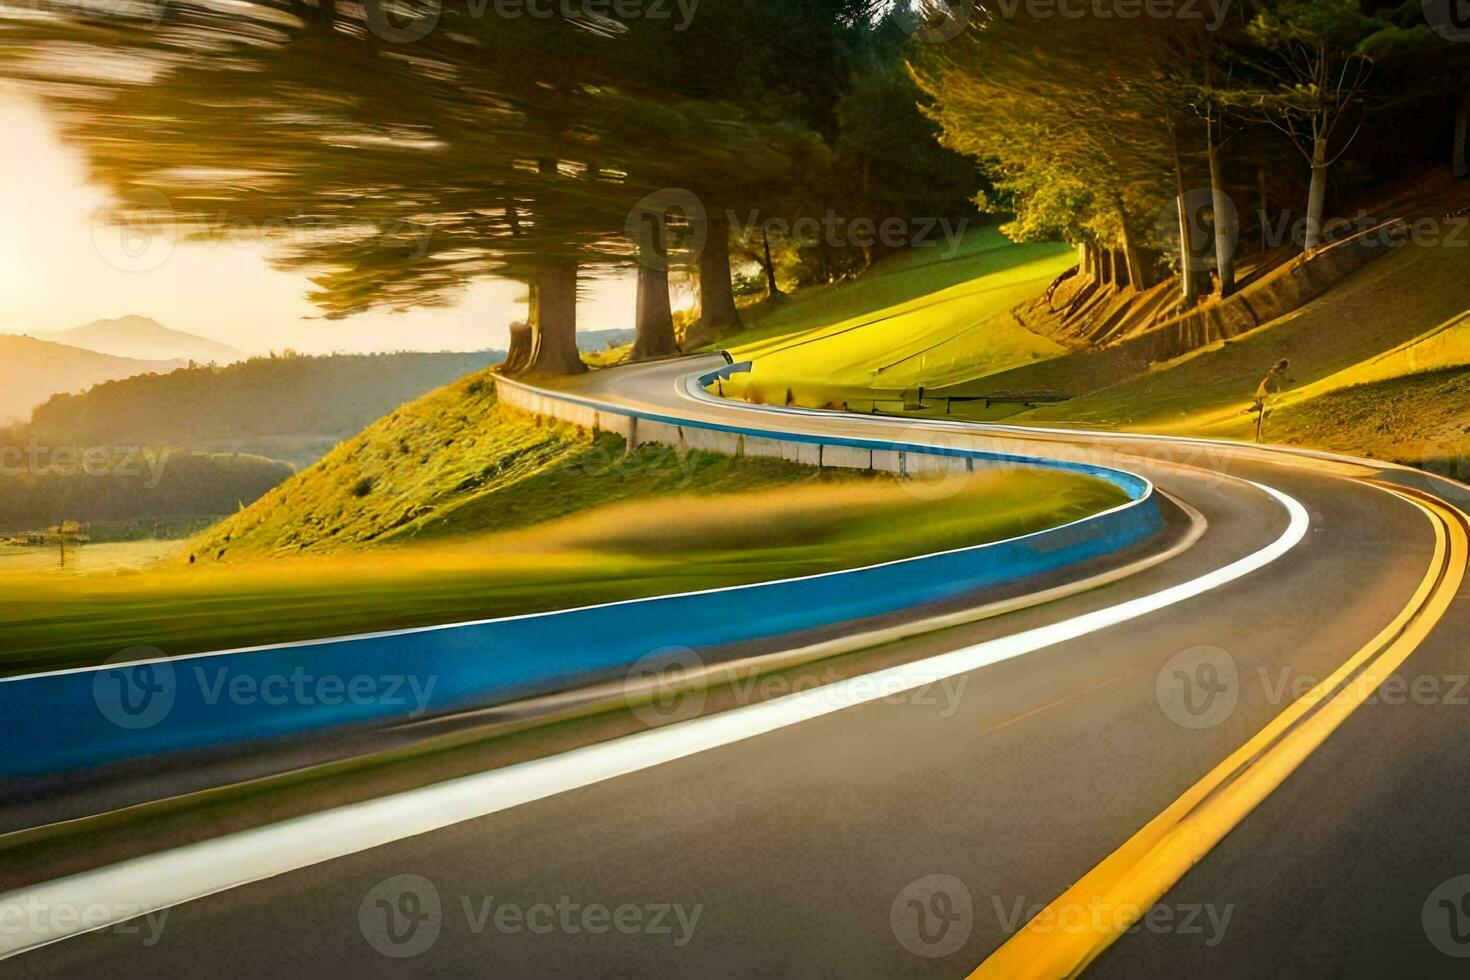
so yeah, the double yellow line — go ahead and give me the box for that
[970,484,1469,979]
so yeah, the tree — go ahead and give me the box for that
[1247,0,1381,250]
[1358,10,1470,182]
[913,10,1176,296]
[1,1,838,374]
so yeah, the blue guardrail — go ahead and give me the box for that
[1,394,1163,779]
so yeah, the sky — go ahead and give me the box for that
[0,91,639,356]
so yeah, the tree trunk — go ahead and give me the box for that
[633,262,677,360]
[1207,122,1236,297]
[526,265,585,375]
[500,318,532,374]
[688,213,740,347]
[1303,140,1328,251]
[1257,162,1269,255]
[1169,116,1199,308]
[1454,92,1468,180]
[1116,208,1148,291]
[760,224,782,300]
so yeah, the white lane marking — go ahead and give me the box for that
[0,483,1309,961]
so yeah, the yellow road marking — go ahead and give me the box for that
[970,485,1468,979]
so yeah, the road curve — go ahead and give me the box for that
[10,354,1470,978]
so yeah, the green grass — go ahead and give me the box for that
[0,468,1128,675]
[707,227,1072,406]
[694,197,1469,473]
[1010,244,1470,434]
[1249,366,1470,470]
[191,371,835,559]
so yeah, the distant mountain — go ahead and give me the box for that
[36,315,244,365]
[0,335,181,425]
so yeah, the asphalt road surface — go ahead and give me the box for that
[10,355,1470,978]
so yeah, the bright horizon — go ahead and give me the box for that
[0,89,642,357]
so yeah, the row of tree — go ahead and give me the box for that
[913,0,1470,309]
[3,1,1461,371]
[0,1,979,374]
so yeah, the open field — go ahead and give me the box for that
[0,539,180,575]
[0,468,1128,675]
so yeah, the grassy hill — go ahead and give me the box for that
[1247,366,1469,472]
[190,369,847,560]
[0,323,1137,670]
[24,349,503,468]
[2,367,1130,672]
[695,193,1468,474]
[0,334,180,425]
[1015,242,1470,438]
[709,227,1073,406]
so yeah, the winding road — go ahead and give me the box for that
[7,354,1469,978]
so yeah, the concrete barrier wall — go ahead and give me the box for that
[495,372,1152,500]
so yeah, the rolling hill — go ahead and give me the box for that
[0,335,181,425]
[23,350,506,469]
[704,227,1074,407]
